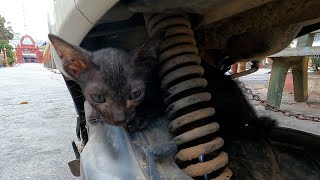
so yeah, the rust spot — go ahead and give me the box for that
[182,152,229,177]
[169,107,215,132]
[172,122,219,145]
[175,137,224,161]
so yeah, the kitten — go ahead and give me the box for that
[48,34,276,135]
[202,62,278,138]
[48,34,164,126]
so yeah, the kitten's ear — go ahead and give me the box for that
[48,34,91,79]
[132,31,165,69]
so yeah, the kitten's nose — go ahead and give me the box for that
[112,109,126,123]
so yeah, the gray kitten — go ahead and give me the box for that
[48,34,163,126]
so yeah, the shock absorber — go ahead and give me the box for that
[144,13,232,179]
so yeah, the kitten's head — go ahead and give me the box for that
[49,34,163,126]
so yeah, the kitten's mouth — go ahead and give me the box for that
[100,116,132,126]
[98,117,126,126]
[98,111,135,126]
[111,113,136,126]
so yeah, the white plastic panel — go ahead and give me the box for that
[75,0,119,24]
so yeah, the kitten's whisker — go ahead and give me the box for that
[88,115,102,125]
[74,89,83,93]
[68,84,77,89]
[74,94,84,99]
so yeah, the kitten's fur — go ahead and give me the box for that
[202,62,278,138]
[49,34,164,126]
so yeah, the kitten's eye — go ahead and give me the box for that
[129,89,142,101]
[91,94,106,103]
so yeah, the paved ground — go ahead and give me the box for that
[0,64,78,180]
[240,68,320,135]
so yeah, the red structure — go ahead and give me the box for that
[16,35,43,63]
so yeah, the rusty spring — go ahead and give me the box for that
[144,13,232,179]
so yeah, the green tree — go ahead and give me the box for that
[0,15,15,66]
[0,15,14,41]
[0,40,15,66]
[311,56,320,73]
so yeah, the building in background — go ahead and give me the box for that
[16,35,43,63]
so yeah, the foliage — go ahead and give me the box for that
[0,15,14,66]
[0,40,15,66]
[0,39,13,50]
[0,15,14,41]
[6,49,15,65]
[311,56,320,73]
[2,60,7,67]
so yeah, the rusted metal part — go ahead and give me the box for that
[200,24,302,62]
[182,152,229,177]
[197,0,320,50]
[230,61,259,79]
[212,167,233,180]
[145,13,190,33]
[159,54,201,78]
[145,13,231,179]
[161,65,204,89]
[156,26,194,37]
[198,0,272,26]
[166,92,211,119]
[161,26,194,38]
[130,0,271,21]
[145,14,191,37]
[159,44,199,63]
[164,78,207,104]
[128,0,320,63]
[169,107,214,132]
[213,0,319,31]
[149,17,191,37]
[195,0,320,62]
[175,137,224,161]
[172,122,220,146]
[160,35,196,51]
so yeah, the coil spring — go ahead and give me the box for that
[144,13,232,179]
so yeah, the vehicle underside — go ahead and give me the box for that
[61,0,320,179]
